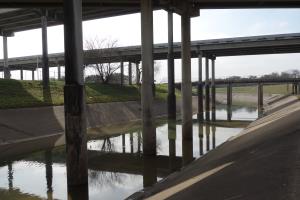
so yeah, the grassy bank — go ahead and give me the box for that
[0,79,177,109]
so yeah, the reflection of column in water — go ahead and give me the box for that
[8,162,13,190]
[130,133,134,153]
[212,126,216,149]
[68,184,89,200]
[206,124,210,151]
[45,150,53,200]
[143,155,157,187]
[122,134,126,153]
[227,107,232,121]
[198,123,204,156]
[138,131,141,154]
[168,120,177,172]
[182,138,193,166]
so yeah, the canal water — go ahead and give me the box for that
[0,105,257,200]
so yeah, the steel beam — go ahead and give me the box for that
[63,0,88,187]
[167,10,176,120]
[141,0,156,156]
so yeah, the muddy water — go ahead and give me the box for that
[0,105,257,200]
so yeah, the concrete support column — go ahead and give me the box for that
[3,36,10,79]
[128,62,132,85]
[168,120,176,172]
[120,61,124,86]
[32,70,35,81]
[41,12,49,88]
[258,83,264,115]
[141,0,156,156]
[8,162,13,190]
[205,57,210,121]
[58,66,61,80]
[136,61,140,84]
[197,51,203,121]
[20,68,24,80]
[227,83,232,121]
[199,124,203,156]
[45,151,53,199]
[211,57,216,121]
[181,3,192,141]
[167,9,176,120]
[122,134,126,153]
[63,0,88,187]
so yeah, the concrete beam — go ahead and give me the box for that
[141,0,156,156]
[63,0,88,187]
[167,10,176,120]
[41,11,49,88]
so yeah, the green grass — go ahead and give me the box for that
[192,84,293,95]
[0,79,180,109]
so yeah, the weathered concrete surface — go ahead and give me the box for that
[128,96,300,200]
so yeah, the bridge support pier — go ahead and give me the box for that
[167,9,176,120]
[141,0,156,156]
[227,83,232,121]
[199,124,204,156]
[57,66,61,80]
[181,3,193,141]
[20,68,23,80]
[3,36,10,79]
[63,0,88,187]
[32,70,35,81]
[197,51,203,121]
[205,57,210,121]
[168,120,177,172]
[128,62,132,85]
[41,11,49,88]
[120,61,124,86]
[258,83,264,115]
[136,61,140,84]
[181,3,193,166]
[211,57,216,121]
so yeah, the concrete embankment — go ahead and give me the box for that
[128,95,300,200]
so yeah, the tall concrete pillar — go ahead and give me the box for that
[128,62,132,85]
[141,0,156,156]
[181,3,192,141]
[211,57,216,121]
[136,61,140,84]
[120,61,124,86]
[212,125,216,149]
[227,83,232,121]
[58,66,61,80]
[41,11,49,88]
[20,68,24,80]
[206,124,210,151]
[45,151,53,200]
[205,57,210,121]
[32,70,35,81]
[63,0,88,187]
[258,83,263,115]
[8,162,13,190]
[3,36,10,79]
[167,9,176,120]
[130,133,134,153]
[197,51,203,121]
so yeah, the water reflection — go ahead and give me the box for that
[0,105,256,200]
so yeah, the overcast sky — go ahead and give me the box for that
[1,9,300,82]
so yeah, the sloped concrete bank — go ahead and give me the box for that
[128,95,300,200]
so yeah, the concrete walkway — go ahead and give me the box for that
[128,96,300,200]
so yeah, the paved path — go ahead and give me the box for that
[128,97,300,200]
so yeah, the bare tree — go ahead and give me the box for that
[84,37,120,84]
